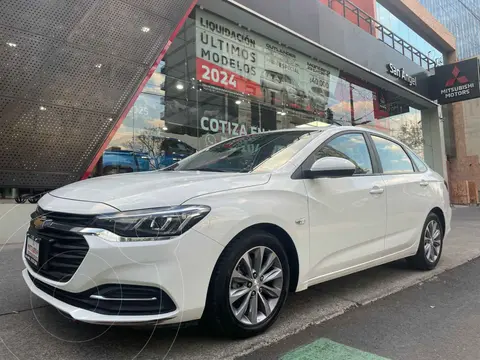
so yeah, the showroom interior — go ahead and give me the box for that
[87,0,450,181]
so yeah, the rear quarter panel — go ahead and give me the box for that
[426,170,451,236]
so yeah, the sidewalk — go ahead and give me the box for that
[241,256,480,360]
[0,203,36,245]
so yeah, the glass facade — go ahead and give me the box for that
[418,0,480,60]
[92,7,425,177]
[376,2,443,65]
[384,108,424,159]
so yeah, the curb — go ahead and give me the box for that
[231,251,480,359]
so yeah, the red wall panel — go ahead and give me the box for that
[319,0,376,33]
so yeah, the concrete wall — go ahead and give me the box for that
[422,107,447,179]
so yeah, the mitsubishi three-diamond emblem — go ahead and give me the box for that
[445,65,469,87]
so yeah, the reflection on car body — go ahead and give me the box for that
[102,137,196,174]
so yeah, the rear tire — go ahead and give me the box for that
[103,166,133,176]
[407,212,444,270]
[28,196,38,204]
[103,166,120,176]
[204,230,290,338]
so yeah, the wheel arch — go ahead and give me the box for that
[202,222,299,335]
[225,223,300,293]
[430,207,446,234]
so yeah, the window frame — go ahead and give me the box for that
[292,130,382,179]
[405,147,428,173]
[366,133,422,175]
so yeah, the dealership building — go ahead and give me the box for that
[0,0,478,202]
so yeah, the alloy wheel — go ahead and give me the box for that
[229,246,284,325]
[424,220,442,263]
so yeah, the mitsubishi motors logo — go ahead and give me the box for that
[445,66,469,87]
[435,58,480,104]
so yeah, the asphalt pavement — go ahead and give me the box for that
[0,206,479,359]
[241,256,480,360]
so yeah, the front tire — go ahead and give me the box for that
[204,230,289,338]
[407,212,444,270]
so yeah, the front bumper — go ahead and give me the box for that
[23,226,224,325]
[23,269,178,325]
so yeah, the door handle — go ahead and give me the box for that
[369,186,384,195]
[419,180,429,187]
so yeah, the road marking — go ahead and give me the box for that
[280,338,389,360]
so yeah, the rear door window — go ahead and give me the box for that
[372,136,414,174]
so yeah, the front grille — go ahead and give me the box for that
[35,207,96,227]
[29,273,176,316]
[27,207,92,282]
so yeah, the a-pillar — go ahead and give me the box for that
[421,106,448,180]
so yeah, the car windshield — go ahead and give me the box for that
[166,130,319,173]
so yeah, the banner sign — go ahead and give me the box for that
[431,58,480,105]
[195,9,340,114]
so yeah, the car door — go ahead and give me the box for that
[369,134,433,253]
[302,131,387,282]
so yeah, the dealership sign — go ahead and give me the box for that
[387,63,417,87]
[195,9,340,114]
[431,58,480,105]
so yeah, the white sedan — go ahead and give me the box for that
[23,126,451,338]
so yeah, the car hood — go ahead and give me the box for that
[49,171,271,211]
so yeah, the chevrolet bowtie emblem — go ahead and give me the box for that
[33,216,51,229]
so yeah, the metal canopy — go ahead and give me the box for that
[0,0,194,188]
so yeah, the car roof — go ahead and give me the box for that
[267,125,403,143]
[331,125,394,138]
[323,125,413,148]
[264,126,332,133]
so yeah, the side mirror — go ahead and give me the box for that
[304,157,356,179]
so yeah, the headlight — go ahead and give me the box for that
[87,205,210,241]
